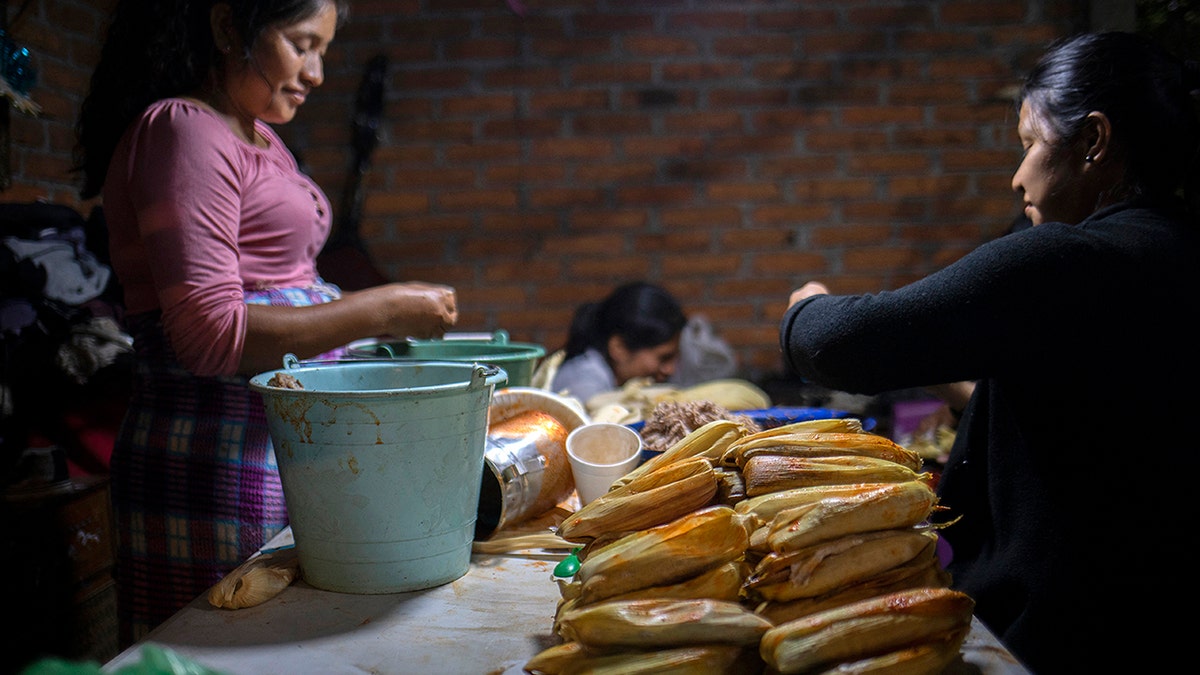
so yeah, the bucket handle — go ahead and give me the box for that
[357,330,511,352]
[374,342,401,358]
[431,329,509,345]
[280,353,410,368]
[472,362,507,388]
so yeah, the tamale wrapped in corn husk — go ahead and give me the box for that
[576,505,750,605]
[758,587,974,673]
[725,431,922,471]
[614,419,747,488]
[558,456,718,543]
[745,529,938,602]
[558,598,773,648]
[760,480,937,552]
[553,562,750,635]
[736,417,865,442]
[588,561,748,605]
[207,547,299,610]
[736,482,897,528]
[808,637,967,675]
[754,554,951,625]
[528,643,758,675]
[742,455,927,497]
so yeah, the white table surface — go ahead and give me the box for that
[104,528,1032,675]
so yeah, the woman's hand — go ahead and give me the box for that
[375,282,458,339]
[925,381,976,414]
[915,381,977,435]
[239,281,458,375]
[788,281,830,308]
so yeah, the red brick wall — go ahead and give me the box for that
[3,0,1089,383]
[1,0,112,207]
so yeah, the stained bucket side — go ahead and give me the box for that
[250,359,506,594]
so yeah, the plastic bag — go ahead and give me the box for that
[670,314,737,386]
[20,645,229,675]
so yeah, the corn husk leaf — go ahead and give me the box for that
[525,641,590,675]
[207,547,299,610]
[713,466,746,505]
[654,379,772,411]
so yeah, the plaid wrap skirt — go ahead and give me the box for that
[111,284,345,644]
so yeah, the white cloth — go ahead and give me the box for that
[548,348,615,405]
[3,235,111,305]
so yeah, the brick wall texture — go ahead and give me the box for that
[4,0,1090,383]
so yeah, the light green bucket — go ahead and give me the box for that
[249,355,507,594]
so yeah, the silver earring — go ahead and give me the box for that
[1085,155,1094,162]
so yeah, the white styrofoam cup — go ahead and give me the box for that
[565,422,642,505]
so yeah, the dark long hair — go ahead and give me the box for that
[563,281,687,360]
[1020,31,1200,213]
[73,0,350,199]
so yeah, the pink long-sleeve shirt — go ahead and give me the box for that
[104,98,333,376]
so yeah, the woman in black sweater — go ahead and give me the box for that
[779,32,1200,673]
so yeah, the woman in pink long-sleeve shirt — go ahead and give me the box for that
[74,0,458,643]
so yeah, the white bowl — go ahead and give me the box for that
[489,386,590,431]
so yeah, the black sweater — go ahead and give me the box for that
[779,200,1200,674]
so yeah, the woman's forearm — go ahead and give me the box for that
[238,282,457,375]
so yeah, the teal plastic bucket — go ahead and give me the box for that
[346,330,545,387]
[249,355,507,594]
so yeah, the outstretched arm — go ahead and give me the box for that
[239,282,457,375]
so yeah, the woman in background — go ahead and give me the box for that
[74,0,457,642]
[780,32,1199,672]
[550,281,686,406]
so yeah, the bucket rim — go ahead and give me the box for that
[249,356,507,396]
[345,336,545,361]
